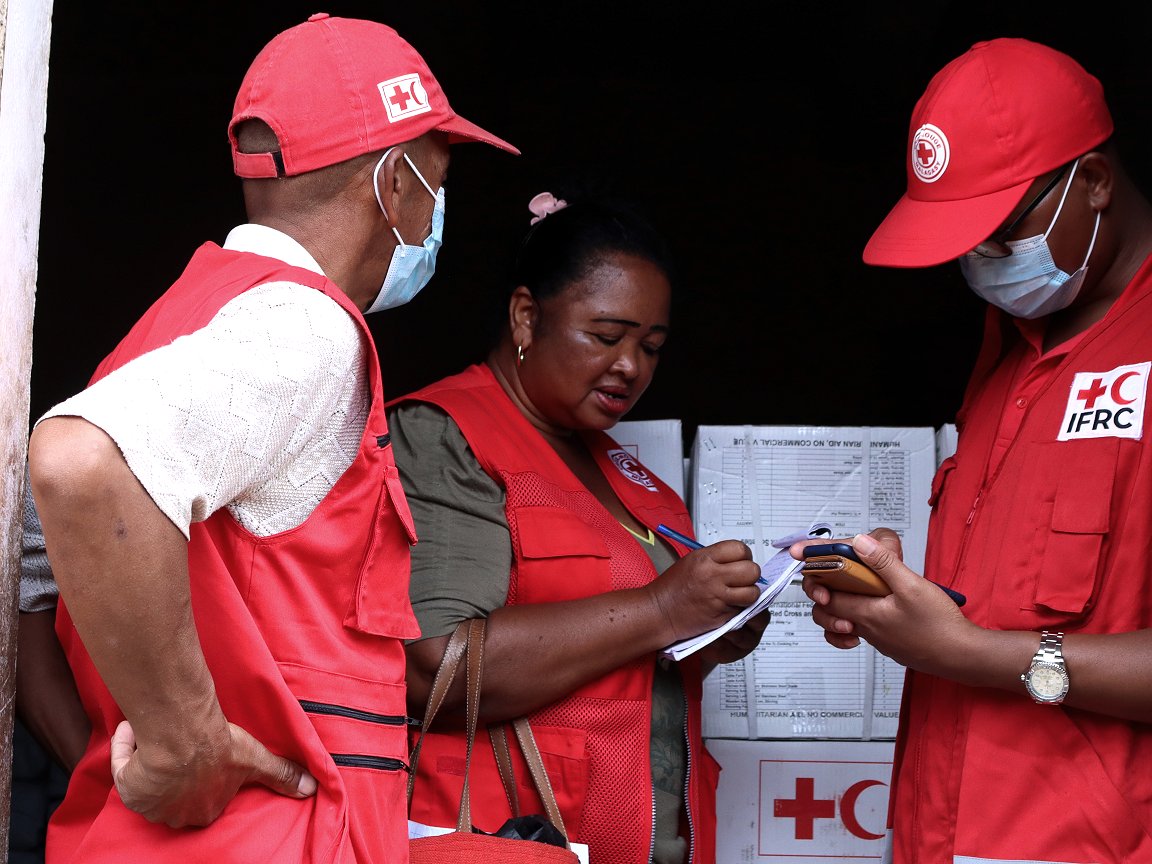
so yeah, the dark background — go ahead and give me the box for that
[30,1,1152,448]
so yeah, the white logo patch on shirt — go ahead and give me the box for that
[1057,361,1150,441]
[607,448,658,492]
[378,74,432,122]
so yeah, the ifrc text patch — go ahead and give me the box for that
[378,74,432,123]
[1057,361,1150,441]
[607,448,658,492]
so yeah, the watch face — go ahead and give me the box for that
[1028,663,1069,700]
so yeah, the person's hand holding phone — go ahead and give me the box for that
[792,530,974,676]
[798,539,966,606]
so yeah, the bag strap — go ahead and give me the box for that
[408,617,571,844]
[407,618,484,832]
[510,716,568,838]
[488,723,521,816]
[457,617,486,831]
[407,619,470,802]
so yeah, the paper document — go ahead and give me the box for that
[661,521,830,661]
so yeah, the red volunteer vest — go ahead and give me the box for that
[890,255,1152,863]
[48,243,421,864]
[395,363,719,864]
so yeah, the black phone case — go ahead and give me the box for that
[802,542,861,562]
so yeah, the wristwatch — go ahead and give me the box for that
[1021,631,1069,705]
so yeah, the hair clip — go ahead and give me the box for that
[528,191,569,225]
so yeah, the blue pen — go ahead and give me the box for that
[656,523,703,550]
[934,584,968,607]
[656,524,770,586]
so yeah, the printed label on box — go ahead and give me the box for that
[710,739,892,862]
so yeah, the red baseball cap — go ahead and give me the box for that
[863,38,1113,268]
[230,13,519,178]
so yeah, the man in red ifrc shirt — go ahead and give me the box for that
[798,38,1152,864]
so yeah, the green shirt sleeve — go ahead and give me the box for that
[387,400,512,641]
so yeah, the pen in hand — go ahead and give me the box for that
[656,523,703,550]
[656,524,769,587]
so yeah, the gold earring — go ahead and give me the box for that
[516,344,526,367]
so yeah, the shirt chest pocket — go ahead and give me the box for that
[510,507,613,603]
[1028,438,1117,617]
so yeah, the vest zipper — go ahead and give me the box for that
[648,786,658,864]
[299,700,413,773]
[965,490,982,526]
[299,699,410,726]
[681,704,695,864]
[330,753,409,772]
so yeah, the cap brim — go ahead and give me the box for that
[862,179,1032,268]
[438,114,520,155]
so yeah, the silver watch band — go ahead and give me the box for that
[1037,631,1065,663]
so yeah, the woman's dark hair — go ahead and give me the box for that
[510,196,676,304]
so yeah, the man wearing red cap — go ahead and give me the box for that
[799,38,1152,863]
[23,14,517,864]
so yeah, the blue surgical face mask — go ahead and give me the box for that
[365,148,445,314]
[958,158,1100,319]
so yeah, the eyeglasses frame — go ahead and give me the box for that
[971,162,1072,258]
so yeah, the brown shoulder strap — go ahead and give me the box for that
[408,617,571,846]
[407,621,470,804]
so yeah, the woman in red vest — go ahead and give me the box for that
[390,191,768,864]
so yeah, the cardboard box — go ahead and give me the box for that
[610,418,686,499]
[936,422,958,465]
[709,738,893,863]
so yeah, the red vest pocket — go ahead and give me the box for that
[511,507,612,603]
[1033,438,1117,616]
[345,469,422,639]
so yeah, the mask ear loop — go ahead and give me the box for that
[402,153,438,198]
[1042,156,1100,271]
[1042,157,1081,240]
[1078,210,1102,271]
[373,147,404,246]
[372,148,438,245]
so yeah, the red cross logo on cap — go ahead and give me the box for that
[379,74,432,123]
[910,123,949,184]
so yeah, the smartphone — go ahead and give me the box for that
[800,542,967,606]
[800,543,891,597]
[802,542,863,562]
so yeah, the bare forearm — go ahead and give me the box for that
[480,588,671,718]
[809,533,1152,724]
[407,541,761,722]
[952,625,1152,722]
[16,609,89,771]
[408,586,670,723]
[28,418,224,751]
